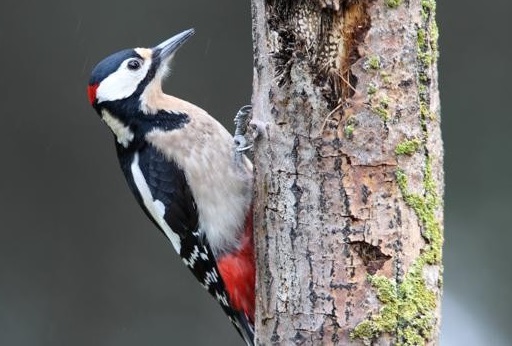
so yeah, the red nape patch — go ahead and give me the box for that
[87,84,98,105]
[217,211,255,322]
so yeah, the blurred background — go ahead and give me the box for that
[0,0,509,345]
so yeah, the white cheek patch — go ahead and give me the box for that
[130,153,182,253]
[96,59,151,103]
[101,110,134,148]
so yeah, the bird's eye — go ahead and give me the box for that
[127,59,142,70]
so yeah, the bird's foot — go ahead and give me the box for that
[233,105,254,153]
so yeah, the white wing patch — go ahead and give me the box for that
[130,153,181,253]
[101,110,134,148]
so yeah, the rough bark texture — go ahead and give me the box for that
[251,0,442,345]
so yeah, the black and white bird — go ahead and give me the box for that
[87,29,255,345]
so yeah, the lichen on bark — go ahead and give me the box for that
[351,158,442,345]
[251,0,443,344]
[351,0,443,344]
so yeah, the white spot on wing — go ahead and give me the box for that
[182,245,200,268]
[200,246,209,261]
[216,292,229,306]
[131,152,181,253]
[101,110,134,147]
[203,268,219,288]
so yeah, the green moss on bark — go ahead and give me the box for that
[367,82,378,95]
[373,97,390,121]
[385,0,402,8]
[395,138,422,155]
[351,158,441,345]
[351,1,441,344]
[344,124,355,139]
[365,55,381,70]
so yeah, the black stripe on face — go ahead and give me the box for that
[132,49,162,97]
[89,49,142,85]
[93,48,162,114]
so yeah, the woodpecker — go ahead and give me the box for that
[87,29,255,345]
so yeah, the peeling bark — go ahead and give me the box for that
[251,0,442,345]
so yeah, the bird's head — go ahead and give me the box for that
[87,29,194,116]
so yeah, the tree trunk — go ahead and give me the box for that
[251,0,442,345]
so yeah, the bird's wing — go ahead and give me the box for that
[120,143,254,345]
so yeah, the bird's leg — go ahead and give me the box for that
[233,105,267,168]
[233,105,254,153]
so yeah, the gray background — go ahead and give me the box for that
[0,0,509,345]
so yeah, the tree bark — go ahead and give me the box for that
[251,0,442,345]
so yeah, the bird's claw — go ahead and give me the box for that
[234,135,253,152]
[234,105,254,153]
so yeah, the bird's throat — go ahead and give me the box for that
[101,109,134,148]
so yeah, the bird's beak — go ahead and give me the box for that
[153,28,195,64]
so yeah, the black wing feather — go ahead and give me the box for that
[117,143,254,345]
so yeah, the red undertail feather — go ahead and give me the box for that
[217,209,255,322]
